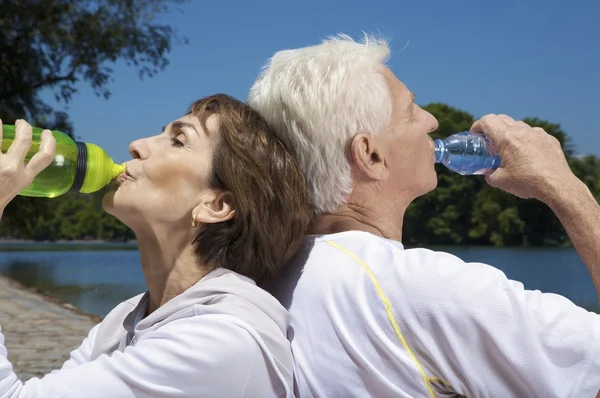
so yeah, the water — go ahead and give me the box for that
[434,132,502,175]
[0,242,145,317]
[440,246,599,311]
[0,243,597,317]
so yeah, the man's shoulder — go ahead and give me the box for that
[302,230,405,263]
[304,230,473,275]
[268,230,508,307]
[297,231,511,301]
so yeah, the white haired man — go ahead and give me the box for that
[249,35,600,397]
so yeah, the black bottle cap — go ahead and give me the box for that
[69,142,87,192]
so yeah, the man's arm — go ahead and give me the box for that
[546,178,600,299]
[392,248,600,397]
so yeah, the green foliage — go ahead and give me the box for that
[0,0,187,134]
[1,102,599,243]
[1,2,599,244]
[0,192,135,241]
[404,103,599,247]
[0,0,186,241]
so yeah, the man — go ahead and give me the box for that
[249,34,600,397]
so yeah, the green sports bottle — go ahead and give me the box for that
[2,125,126,198]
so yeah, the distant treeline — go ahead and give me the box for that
[0,188,134,241]
[403,104,599,247]
[1,103,598,246]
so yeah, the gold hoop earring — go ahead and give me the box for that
[191,215,200,228]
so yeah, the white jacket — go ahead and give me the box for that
[0,268,294,397]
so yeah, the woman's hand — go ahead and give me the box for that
[0,119,56,219]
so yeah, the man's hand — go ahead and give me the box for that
[0,119,56,218]
[472,113,600,299]
[471,114,575,203]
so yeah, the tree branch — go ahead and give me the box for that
[0,69,76,100]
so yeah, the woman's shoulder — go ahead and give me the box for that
[103,292,147,322]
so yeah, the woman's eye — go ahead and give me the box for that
[170,136,185,147]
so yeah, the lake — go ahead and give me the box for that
[0,242,598,317]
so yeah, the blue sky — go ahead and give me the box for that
[42,0,600,163]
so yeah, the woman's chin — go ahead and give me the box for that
[102,186,130,219]
[101,188,144,231]
[102,187,117,212]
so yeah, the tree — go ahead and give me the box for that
[570,155,600,198]
[403,104,584,248]
[0,0,188,131]
[0,0,187,240]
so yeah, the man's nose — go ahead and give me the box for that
[424,110,439,134]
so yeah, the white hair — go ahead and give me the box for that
[248,33,392,214]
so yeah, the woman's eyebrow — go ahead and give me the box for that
[163,121,201,136]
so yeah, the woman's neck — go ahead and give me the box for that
[134,224,212,314]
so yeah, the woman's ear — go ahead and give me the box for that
[192,191,236,225]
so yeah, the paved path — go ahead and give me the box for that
[0,276,98,381]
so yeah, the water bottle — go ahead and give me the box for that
[2,124,126,198]
[434,131,501,175]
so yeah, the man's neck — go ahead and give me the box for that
[310,201,406,241]
[134,223,211,314]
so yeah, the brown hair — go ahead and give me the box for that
[188,94,309,283]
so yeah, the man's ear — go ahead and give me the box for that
[192,191,236,225]
[349,133,389,181]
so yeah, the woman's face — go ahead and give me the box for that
[103,114,232,230]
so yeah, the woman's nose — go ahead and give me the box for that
[129,138,150,160]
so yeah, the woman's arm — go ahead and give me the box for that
[0,315,280,397]
[47,324,101,374]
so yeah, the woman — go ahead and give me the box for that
[0,94,309,397]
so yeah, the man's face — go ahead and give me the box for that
[376,68,440,200]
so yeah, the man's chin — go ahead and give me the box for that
[429,172,439,191]
[416,173,438,197]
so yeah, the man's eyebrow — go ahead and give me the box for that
[410,91,416,102]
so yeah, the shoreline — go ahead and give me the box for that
[0,275,103,324]
[0,239,137,244]
[0,275,97,380]
[0,239,574,249]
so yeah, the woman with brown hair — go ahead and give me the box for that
[0,94,309,397]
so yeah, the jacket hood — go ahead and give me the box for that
[134,268,290,338]
[91,268,293,397]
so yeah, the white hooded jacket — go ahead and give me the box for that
[0,268,294,397]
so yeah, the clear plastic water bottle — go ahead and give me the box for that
[434,131,501,175]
